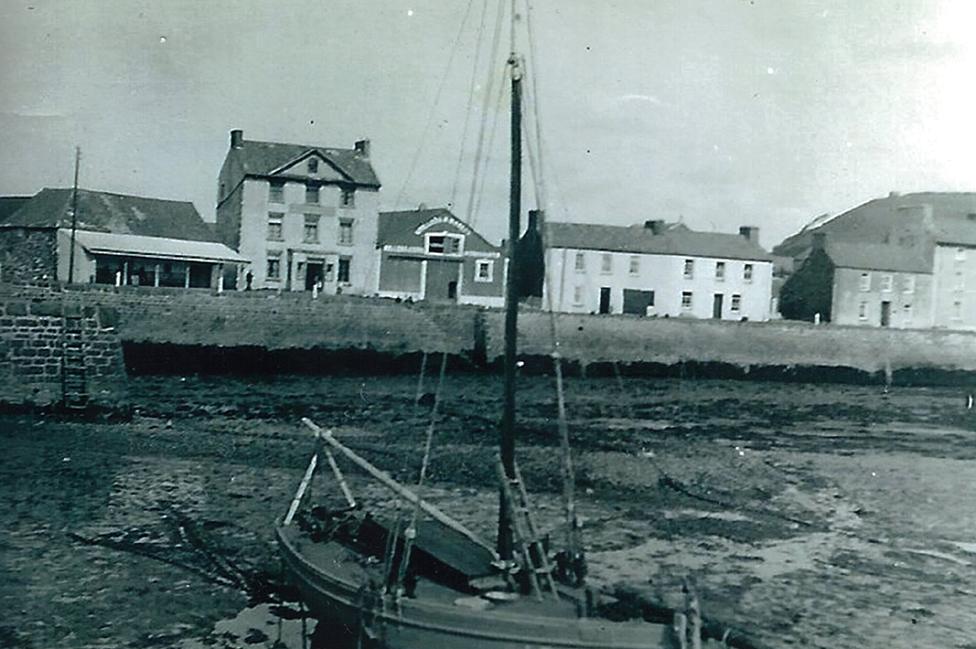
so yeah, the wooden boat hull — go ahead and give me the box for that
[276,525,679,649]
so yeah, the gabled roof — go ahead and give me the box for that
[0,196,31,222]
[545,222,772,262]
[377,207,500,252]
[3,188,217,242]
[64,229,246,264]
[824,241,932,274]
[775,192,976,257]
[236,140,380,187]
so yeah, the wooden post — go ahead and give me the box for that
[673,612,688,649]
[284,452,319,526]
[184,264,191,288]
[685,578,702,649]
[154,263,160,287]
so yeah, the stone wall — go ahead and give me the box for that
[0,226,58,286]
[0,287,128,408]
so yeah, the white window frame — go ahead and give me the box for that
[903,275,915,294]
[858,301,868,320]
[953,300,963,320]
[339,218,354,246]
[303,213,320,244]
[859,272,871,292]
[426,232,464,255]
[715,261,726,281]
[880,274,893,292]
[601,253,613,274]
[268,181,285,204]
[683,259,694,279]
[474,259,494,283]
[574,252,585,272]
[903,302,913,323]
[266,253,282,281]
[307,158,319,175]
[730,293,741,312]
[340,187,355,208]
[267,212,284,242]
[956,247,967,261]
[629,255,640,276]
[572,285,584,305]
[956,270,965,292]
[681,291,693,310]
[305,184,320,204]
[743,263,753,283]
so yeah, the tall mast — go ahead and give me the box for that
[67,146,81,284]
[497,53,522,560]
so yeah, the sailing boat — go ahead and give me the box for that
[275,19,748,649]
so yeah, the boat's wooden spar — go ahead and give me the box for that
[301,418,499,560]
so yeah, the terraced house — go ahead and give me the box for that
[538,220,774,320]
[215,129,381,292]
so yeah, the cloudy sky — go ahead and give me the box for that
[1,0,975,248]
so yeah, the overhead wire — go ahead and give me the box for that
[394,0,478,210]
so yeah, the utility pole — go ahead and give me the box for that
[67,146,81,284]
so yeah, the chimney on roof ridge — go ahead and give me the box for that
[528,209,544,232]
[644,219,665,234]
[230,129,244,149]
[812,231,827,251]
[354,139,370,158]
[739,225,760,243]
[889,191,901,198]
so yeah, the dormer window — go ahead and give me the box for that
[308,158,319,174]
[269,181,285,203]
[427,234,462,255]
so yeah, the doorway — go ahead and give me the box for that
[880,301,891,327]
[599,287,611,314]
[305,260,324,291]
[712,293,724,319]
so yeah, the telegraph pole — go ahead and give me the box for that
[68,147,81,284]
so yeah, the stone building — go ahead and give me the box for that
[536,220,773,320]
[0,188,244,288]
[775,192,976,329]
[215,129,381,293]
[375,207,505,307]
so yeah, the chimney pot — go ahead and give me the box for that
[528,209,543,231]
[354,139,370,157]
[644,219,665,234]
[230,129,243,149]
[889,191,901,198]
[739,226,759,243]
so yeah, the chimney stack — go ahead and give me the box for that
[739,226,760,243]
[527,209,544,232]
[354,139,371,157]
[811,231,827,251]
[644,219,665,234]
[230,129,244,149]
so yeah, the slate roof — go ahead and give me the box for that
[66,229,246,264]
[545,222,772,262]
[775,192,976,258]
[377,207,499,252]
[237,140,380,187]
[2,188,217,242]
[0,196,31,222]
[824,241,932,274]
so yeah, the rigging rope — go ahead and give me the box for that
[394,0,478,209]
[470,68,508,229]
[397,351,450,589]
[450,0,490,208]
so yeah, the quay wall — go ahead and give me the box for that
[0,287,128,408]
[6,284,976,388]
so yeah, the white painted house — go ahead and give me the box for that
[541,221,774,321]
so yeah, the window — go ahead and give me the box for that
[953,300,963,320]
[903,275,915,294]
[574,252,585,271]
[266,254,281,281]
[681,291,693,309]
[573,286,584,305]
[338,257,351,283]
[629,256,640,275]
[306,184,320,204]
[339,219,354,245]
[427,234,462,254]
[267,212,284,241]
[307,158,319,174]
[730,294,741,312]
[323,262,335,282]
[269,181,284,203]
[601,253,612,274]
[303,214,319,243]
[715,261,726,281]
[475,259,494,282]
[743,263,754,283]
[858,301,868,320]
[859,272,871,292]
[683,259,694,279]
[881,274,893,292]
[903,303,913,322]
[956,247,967,261]
[340,188,355,208]
[956,271,965,292]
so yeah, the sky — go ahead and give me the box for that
[2,0,975,249]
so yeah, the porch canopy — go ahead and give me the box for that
[63,229,247,265]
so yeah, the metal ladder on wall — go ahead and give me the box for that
[496,460,559,601]
[61,312,89,411]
